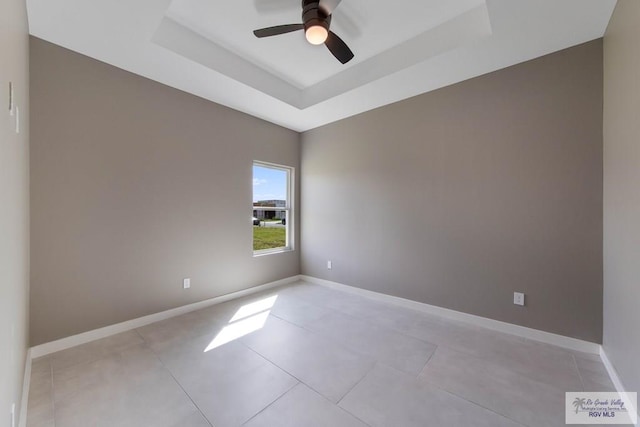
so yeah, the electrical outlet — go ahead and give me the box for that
[327,260,332,270]
[183,278,191,289]
[513,292,525,306]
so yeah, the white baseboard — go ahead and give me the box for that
[600,347,639,426]
[18,349,32,427]
[30,275,301,358]
[300,275,600,354]
[24,273,627,425]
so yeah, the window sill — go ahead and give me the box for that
[253,247,293,257]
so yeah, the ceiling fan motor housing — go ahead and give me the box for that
[302,0,331,33]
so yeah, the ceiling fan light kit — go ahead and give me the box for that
[253,0,355,64]
[305,26,328,45]
[302,0,329,44]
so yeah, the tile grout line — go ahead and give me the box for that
[135,297,328,425]
[336,362,376,406]
[237,342,302,425]
[282,284,487,351]
[242,336,375,427]
[416,344,577,426]
[276,302,441,371]
[571,354,587,391]
[432,341,584,396]
[262,294,535,424]
[132,328,215,427]
[239,382,299,426]
[318,373,375,427]
[414,344,438,378]
[334,362,378,427]
[225,360,296,426]
[262,313,388,380]
[303,277,601,354]
[39,282,589,427]
[248,310,525,427]
[426,380,530,427]
[270,303,448,383]
[241,337,310,389]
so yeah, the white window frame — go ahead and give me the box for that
[252,161,294,256]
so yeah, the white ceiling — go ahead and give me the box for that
[27,0,616,131]
[165,0,486,88]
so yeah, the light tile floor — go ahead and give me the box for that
[27,281,615,427]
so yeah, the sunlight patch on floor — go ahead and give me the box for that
[230,295,278,322]
[204,295,277,352]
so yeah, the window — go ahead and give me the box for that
[252,161,293,255]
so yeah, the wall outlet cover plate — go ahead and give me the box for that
[513,292,525,306]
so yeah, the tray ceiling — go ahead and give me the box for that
[27,0,616,131]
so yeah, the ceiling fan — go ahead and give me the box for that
[253,0,355,64]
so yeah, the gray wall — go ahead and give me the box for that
[30,38,300,345]
[0,0,30,421]
[301,40,603,343]
[603,0,640,398]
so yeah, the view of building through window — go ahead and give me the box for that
[253,162,291,253]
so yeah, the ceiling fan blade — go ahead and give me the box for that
[325,31,354,64]
[253,24,304,38]
[318,0,342,15]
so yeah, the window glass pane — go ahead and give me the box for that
[253,164,288,252]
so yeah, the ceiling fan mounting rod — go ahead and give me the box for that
[302,0,331,34]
